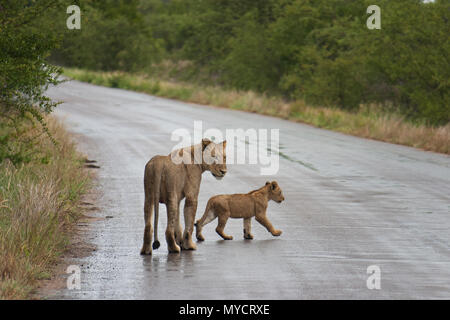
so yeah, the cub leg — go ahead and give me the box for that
[195,206,217,241]
[243,217,254,240]
[255,214,282,236]
[140,197,154,255]
[216,214,233,240]
[165,198,181,253]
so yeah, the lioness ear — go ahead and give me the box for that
[271,181,277,190]
[202,138,212,151]
[222,140,227,147]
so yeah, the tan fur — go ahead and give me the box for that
[195,181,285,241]
[140,138,227,255]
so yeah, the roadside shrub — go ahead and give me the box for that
[0,0,63,164]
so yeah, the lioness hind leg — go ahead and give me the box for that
[140,198,153,255]
[216,215,233,240]
[195,208,217,241]
[165,199,181,253]
[181,198,198,250]
[174,202,183,246]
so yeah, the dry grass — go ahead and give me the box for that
[288,102,450,154]
[63,68,450,154]
[0,116,91,299]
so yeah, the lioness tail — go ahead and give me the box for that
[151,164,162,250]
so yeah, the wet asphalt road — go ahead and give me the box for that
[46,80,450,299]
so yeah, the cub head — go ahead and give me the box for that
[202,138,227,180]
[266,181,285,203]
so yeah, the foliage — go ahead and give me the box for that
[47,0,450,125]
[0,117,91,299]
[0,0,63,164]
[139,0,450,125]
[53,0,163,72]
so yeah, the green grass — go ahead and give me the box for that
[63,67,450,154]
[0,116,91,299]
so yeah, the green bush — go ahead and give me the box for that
[142,0,449,125]
[52,0,450,125]
[0,0,63,164]
[53,0,163,72]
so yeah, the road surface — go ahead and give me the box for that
[46,80,450,299]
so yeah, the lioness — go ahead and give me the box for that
[195,181,285,241]
[141,138,227,255]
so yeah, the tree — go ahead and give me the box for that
[0,0,63,164]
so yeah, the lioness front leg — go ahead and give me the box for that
[243,217,254,240]
[256,214,282,237]
[182,198,198,250]
[216,215,233,240]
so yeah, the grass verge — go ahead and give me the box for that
[0,116,91,299]
[63,67,449,154]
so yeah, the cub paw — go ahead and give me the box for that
[272,230,282,237]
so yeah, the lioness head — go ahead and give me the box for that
[266,181,285,203]
[202,138,227,180]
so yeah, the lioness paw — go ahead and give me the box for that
[168,244,181,253]
[140,247,152,255]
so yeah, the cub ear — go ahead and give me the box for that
[265,181,271,186]
[222,140,227,147]
[202,138,212,151]
[271,181,278,190]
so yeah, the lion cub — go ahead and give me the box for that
[195,181,285,241]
